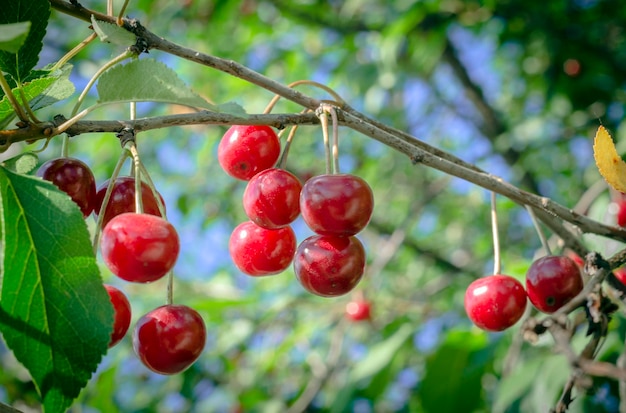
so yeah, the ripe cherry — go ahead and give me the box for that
[617,200,626,227]
[294,235,366,297]
[101,213,180,283]
[36,157,96,217]
[95,177,164,228]
[104,284,132,348]
[525,255,583,313]
[229,221,296,276]
[300,174,374,236]
[218,125,281,180]
[464,274,527,332]
[133,305,206,375]
[613,267,626,285]
[243,168,302,229]
[345,299,372,322]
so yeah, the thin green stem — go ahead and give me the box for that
[527,206,552,256]
[166,271,174,305]
[51,33,97,71]
[277,124,299,169]
[263,79,345,114]
[491,192,501,274]
[70,50,134,118]
[92,150,130,254]
[328,106,340,174]
[0,71,28,122]
[117,0,131,25]
[137,161,166,217]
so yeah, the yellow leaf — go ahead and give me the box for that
[593,125,626,193]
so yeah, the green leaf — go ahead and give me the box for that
[1,151,38,174]
[0,167,113,413]
[91,15,137,46]
[418,329,491,413]
[0,65,75,129]
[0,22,31,53]
[0,0,51,81]
[97,58,246,114]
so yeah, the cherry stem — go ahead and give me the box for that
[137,160,167,217]
[69,50,134,120]
[277,124,299,169]
[166,271,174,305]
[328,106,340,174]
[318,110,331,175]
[51,33,97,71]
[117,0,130,25]
[128,143,144,214]
[92,150,130,254]
[262,79,345,114]
[527,205,553,256]
[491,191,501,275]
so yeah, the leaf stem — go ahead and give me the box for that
[491,192,501,275]
[0,71,29,122]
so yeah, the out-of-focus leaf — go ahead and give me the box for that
[0,22,31,53]
[91,15,137,46]
[1,151,38,174]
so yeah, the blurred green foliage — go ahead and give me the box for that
[3,0,626,412]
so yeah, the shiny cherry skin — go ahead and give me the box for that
[525,256,583,313]
[37,157,96,217]
[300,174,374,236]
[217,125,281,181]
[617,200,626,227]
[294,235,366,297]
[229,221,296,276]
[95,177,164,228]
[104,284,132,348]
[101,213,180,283]
[464,274,527,332]
[133,305,206,375]
[243,168,302,229]
[613,267,626,285]
[345,299,372,322]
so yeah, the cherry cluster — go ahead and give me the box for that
[218,125,374,297]
[464,255,584,332]
[37,157,206,375]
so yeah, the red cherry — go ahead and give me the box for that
[526,256,584,313]
[217,125,281,181]
[243,168,302,229]
[95,177,165,228]
[617,200,626,227]
[345,299,372,322]
[133,305,206,375]
[614,267,626,285]
[300,174,374,236]
[101,213,180,283]
[294,235,366,297]
[37,157,96,217]
[464,274,527,332]
[104,284,132,348]
[228,221,296,276]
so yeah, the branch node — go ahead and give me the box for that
[116,128,136,147]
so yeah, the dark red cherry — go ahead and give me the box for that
[37,157,96,217]
[300,174,374,236]
[133,305,206,375]
[95,177,164,228]
[294,235,366,297]
[525,256,583,313]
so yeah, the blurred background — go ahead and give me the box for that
[4,0,626,412]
